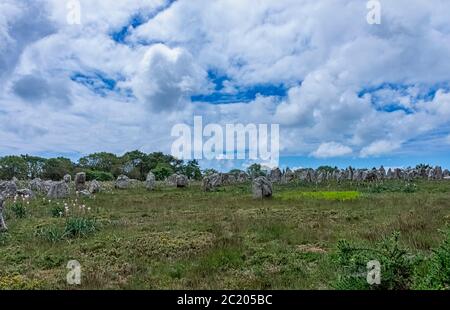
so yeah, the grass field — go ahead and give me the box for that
[1,180,450,290]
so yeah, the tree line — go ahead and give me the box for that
[0,151,203,181]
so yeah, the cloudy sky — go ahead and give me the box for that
[1,0,450,170]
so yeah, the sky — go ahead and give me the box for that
[1,0,450,171]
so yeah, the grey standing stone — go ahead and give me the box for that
[252,176,273,199]
[115,175,130,189]
[202,173,223,192]
[75,172,86,191]
[269,168,282,183]
[88,180,101,194]
[0,181,17,198]
[17,188,35,199]
[64,174,72,183]
[145,172,156,191]
[47,181,70,199]
[0,196,7,231]
[167,174,189,188]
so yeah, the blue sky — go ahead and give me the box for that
[1,0,450,170]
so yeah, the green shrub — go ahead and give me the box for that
[86,170,114,181]
[10,202,27,219]
[334,232,417,290]
[50,204,65,218]
[64,217,98,238]
[35,226,66,243]
[414,228,450,289]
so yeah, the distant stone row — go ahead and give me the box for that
[266,166,450,183]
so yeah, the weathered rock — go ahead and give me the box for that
[236,172,249,183]
[145,172,156,191]
[269,168,282,183]
[167,174,189,188]
[79,190,91,197]
[29,178,44,192]
[17,188,35,199]
[252,176,273,199]
[202,173,222,191]
[282,168,296,183]
[115,175,130,189]
[222,173,237,185]
[0,181,17,198]
[0,196,7,231]
[75,172,86,191]
[47,181,70,199]
[88,180,101,194]
[64,174,72,183]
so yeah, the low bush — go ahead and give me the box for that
[334,232,417,290]
[86,170,114,181]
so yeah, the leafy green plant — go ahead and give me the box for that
[64,217,98,238]
[10,202,27,219]
[414,228,450,290]
[50,204,65,218]
[86,170,114,181]
[334,232,417,290]
[35,226,66,243]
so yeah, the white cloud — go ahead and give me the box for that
[360,140,401,157]
[1,0,450,165]
[311,142,353,158]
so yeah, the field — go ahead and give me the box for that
[1,180,450,290]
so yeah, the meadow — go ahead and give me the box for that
[1,179,449,290]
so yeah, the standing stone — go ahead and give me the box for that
[0,196,7,231]
[17,188,35,199]
[269,168,282,183]
[252,177,273,199]
[236,172,249,183]
[64,174,72,183]
[0,181,17,198]
[115,175,130,189]
[435,166,443,180]
[222,173,237,185]
[47,181,70,199]
[29,178,44,193]
[79,190,91,197]
[282,168,296,183]
[88,180,101,194]
[75,172,86,191]
[167,174,189,188]
[145,172,156,191]
[202,173,223,192]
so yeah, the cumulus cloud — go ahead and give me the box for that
[130,44,208,111]
[360,140,401,157]
[311,142,353,159]
[1,0,450,165]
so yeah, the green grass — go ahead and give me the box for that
[0,179,449,289]
[278,190,360,201]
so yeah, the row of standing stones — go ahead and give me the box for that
[1,165,449,230]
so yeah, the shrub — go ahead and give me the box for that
[414,228,450,289]
[86,170,114,181]
[334,232,417,290]
[10,201,27,219]
[50,204,65,218]
[64,217,98,238]
[35,226,66,243]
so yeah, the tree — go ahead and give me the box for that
[21,155,47,179]
[42,157,74,180]
[120,150,149,180]
[0,155,28,180]
[247,163,264,179]
[203,168,219,176]
[152,162,174,181]
[317,166,337,173]
[182,160,202,180]
[78,152,120,174]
